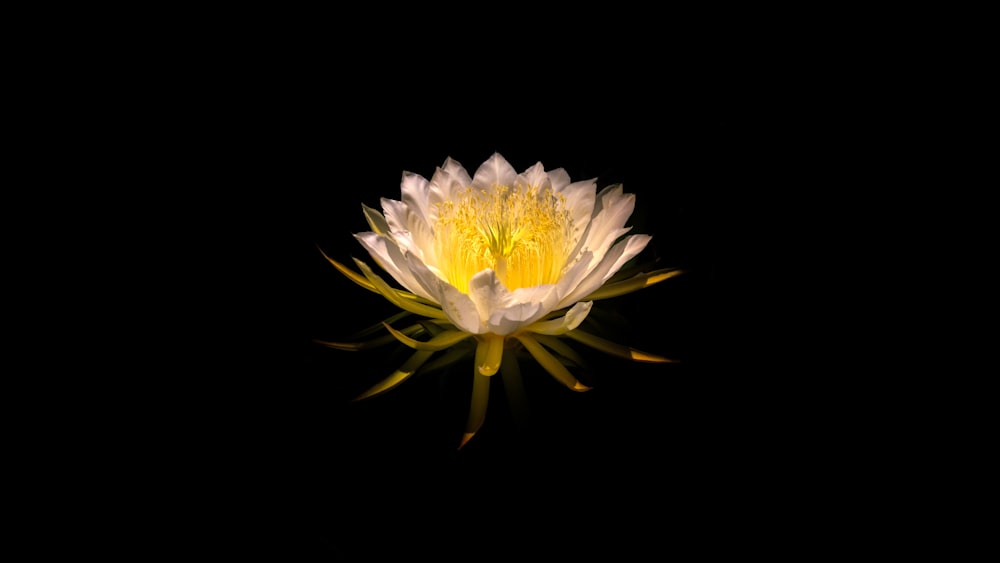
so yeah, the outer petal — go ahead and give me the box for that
[553,250,596,303]
[399,247,450,301]
[471,152,517,192]
[602,234,652,277]
[558,179,598,249]
[558,300,593,331]
[381,198,413,234]
[435,282,483,334]
[354,232,437,302]
[368,247,487,334]
[569,185,637,273]
[558,234,652,307]
[524,300,593,335]
[468,270,515,329]
[361,203,390,235]
[380,198,434,264]
[399,171,432,226]
[399,251,483,334]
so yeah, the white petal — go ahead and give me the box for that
[508,284,559,313]
[588,226,632,269]
[437,283,484,334]
[387,230,428,265]
[569,185,636,272]
[604,234,652,275]
[496,284,559,330]
[559,179,598,248]
[397,250,446,302]
[388,249,482,333]
[561,300,593,331]
[526,301,593,334]
[515,161,551,190]
[399,171,432,227]
[353,231,398,271]
[592,186,636,239]
[354,232,436,301]
[409,221,436,266]
[471,153,517,191]
[468,269,511,322]
[488,304,541,335]
[380,198,411,234]
[380,198,434,264]
[465,270,543,336]
[547,167,572,192]
[558,234,651,307]
[428,157,472,223]
[553,250,596,303]
[469,273,561,335]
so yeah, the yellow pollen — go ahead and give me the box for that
[434,184,574,292]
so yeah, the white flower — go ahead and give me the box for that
[318,153,681,448]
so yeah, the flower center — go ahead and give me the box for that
[434,184,574,292]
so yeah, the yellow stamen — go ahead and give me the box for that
[434,184,574,292]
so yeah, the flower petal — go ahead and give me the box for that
[568,184,637,273]
[466,270,561,335]
[471,152,517,192]
[398,250,449,304]
[603,234,652,278]
[515,161,552,190]
[523,301,593,335]
[559,180,598,248]
[515,334,591,392]
[394,251,484,334]
[583,268,683,301]
[379,198,434,263]
[382,322,473,351]
[436,282,483,334]
[566,329,676,363]
[553,250,595,303]
[352,258,448,320]
[467,269,517,333]
[531,333,586,366]
[546,167,572,192]
[497,284,560,327]
[428,157,472,222]
[383,229,430,266]
[354,232,436,301]
[361,203,390,235]
[380,198,413,235]
[558,234,652,307]
[353,349,435,401]
[399,171,432,227]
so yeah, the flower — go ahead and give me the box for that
[317,153,682,448]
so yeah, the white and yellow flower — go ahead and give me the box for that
[318,153,681,448]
